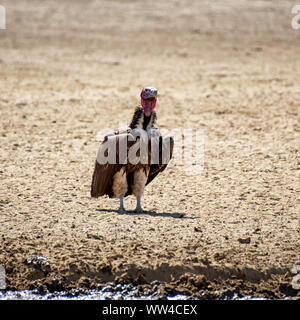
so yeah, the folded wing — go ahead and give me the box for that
[91,130,174,198]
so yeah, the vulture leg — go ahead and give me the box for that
[132,168,149,212]
[135,196,142,212]
[112,168,128,212]
[119,195,125,212]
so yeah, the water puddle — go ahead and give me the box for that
[0,284,268,300]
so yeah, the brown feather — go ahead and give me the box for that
[91,130,174,198]
[90,161,121,198]
[91,133,148,198]
[146,136,174,185]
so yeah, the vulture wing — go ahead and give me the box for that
[146,135,174,185]
[91,130,148,198]
[91,161,121,198]
[91,130,174,197]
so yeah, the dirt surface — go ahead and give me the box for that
[0,0,299,299]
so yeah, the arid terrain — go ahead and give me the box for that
[0,0,299,298]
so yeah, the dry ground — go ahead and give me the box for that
[0,0,299,298]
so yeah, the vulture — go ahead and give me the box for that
[91,87,174,212]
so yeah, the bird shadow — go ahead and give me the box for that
[96,208,191,219]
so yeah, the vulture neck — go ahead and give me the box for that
[129,106,156,131]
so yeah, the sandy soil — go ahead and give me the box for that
[0,0,299,298]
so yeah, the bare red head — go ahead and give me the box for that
[141,87,158,116]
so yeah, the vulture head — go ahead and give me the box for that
[141,87,158,116]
